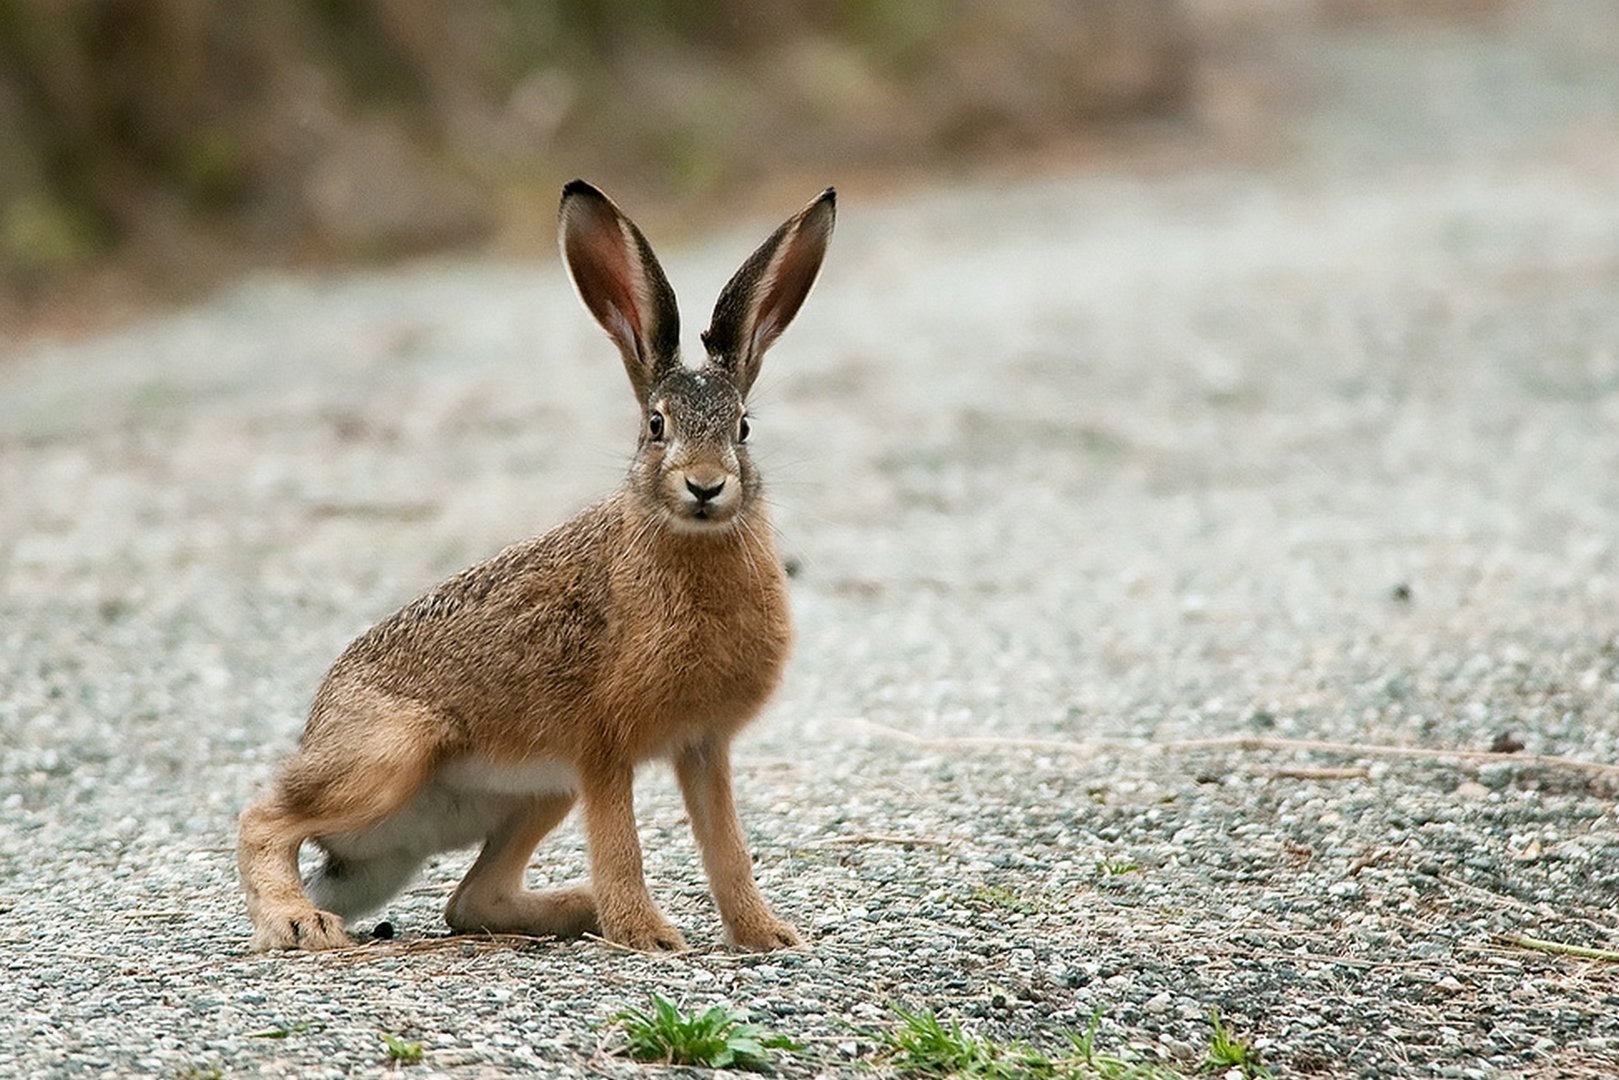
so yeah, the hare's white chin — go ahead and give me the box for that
[663,507,743,535]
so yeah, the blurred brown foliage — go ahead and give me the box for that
[0,0,1192,321]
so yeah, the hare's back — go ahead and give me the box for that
[313,508,619,730]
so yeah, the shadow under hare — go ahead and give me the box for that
[238,180,835,953]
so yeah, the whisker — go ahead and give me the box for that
[751,452,822,473]
[735,517,767,582]
[760,495,837,530]
[751,503,794,542]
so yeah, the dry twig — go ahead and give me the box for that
[808,833,953,848]
[1271,766,1370,781]
[315,932,553,965]
[1500,934,1619,964]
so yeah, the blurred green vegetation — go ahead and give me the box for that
[0,0,1192,317]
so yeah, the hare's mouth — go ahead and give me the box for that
[656,494,746,534]
[667,503,740,533]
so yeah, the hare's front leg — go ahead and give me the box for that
[580,763,688,952]
[674,739,802,951]
[444,793,598,938]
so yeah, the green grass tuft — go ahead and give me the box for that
[883,1004,1013,1076]
[879,1004,1210,1079]
[1205,1009,1271,1079]
[967,884,1046,915]
[380,1032,424,1065]
[611,993,799,1071]
[1096,858,1142,878]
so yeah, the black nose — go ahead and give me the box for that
[685,477,726,503]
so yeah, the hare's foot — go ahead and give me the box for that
[249,904,352,952]
[724,912,803,952]
[445,883,599,938]
[599,909,688,953]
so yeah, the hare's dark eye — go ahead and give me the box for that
[738,415,751,443]
[648,412,666,441]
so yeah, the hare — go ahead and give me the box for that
[237,179,835,953]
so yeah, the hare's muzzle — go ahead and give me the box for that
[668,465,741,526]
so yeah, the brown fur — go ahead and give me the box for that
[237,180,835,952]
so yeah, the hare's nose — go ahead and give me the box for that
[685,477,726,503]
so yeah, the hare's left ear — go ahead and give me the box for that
[702,188,836,396]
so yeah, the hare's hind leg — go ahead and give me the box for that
[443,793,598,938]
[238,703,444,951]
[239,795,355,951]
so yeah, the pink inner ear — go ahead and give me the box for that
[752,221,828,354]
[565,208,643,345]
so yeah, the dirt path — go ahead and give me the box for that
[3,4,1618,1077]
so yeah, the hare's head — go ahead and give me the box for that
[559,180,834,533]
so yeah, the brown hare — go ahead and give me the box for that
[238,180,835,953]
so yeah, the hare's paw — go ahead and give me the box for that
[522,884,599,938]
[725,914,803,952]
[249,907,352,952]
[446,884,599,939]
[601,912,688,953]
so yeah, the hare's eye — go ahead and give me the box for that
[738,415,751,443]
[648,412,666,441]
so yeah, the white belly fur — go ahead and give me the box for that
[438,755,580,796]
[322,756,578,861]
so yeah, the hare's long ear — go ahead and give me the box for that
[702,187,835,396]
[558,179,681,401]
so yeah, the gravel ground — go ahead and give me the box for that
[4,4,1619,1078]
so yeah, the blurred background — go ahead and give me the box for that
[0,0,1527,337]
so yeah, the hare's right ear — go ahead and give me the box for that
[558,180,681,401]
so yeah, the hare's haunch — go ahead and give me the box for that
[238,181,835,953]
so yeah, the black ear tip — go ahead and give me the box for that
[561,178,605,204]
[820,186,836,205]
